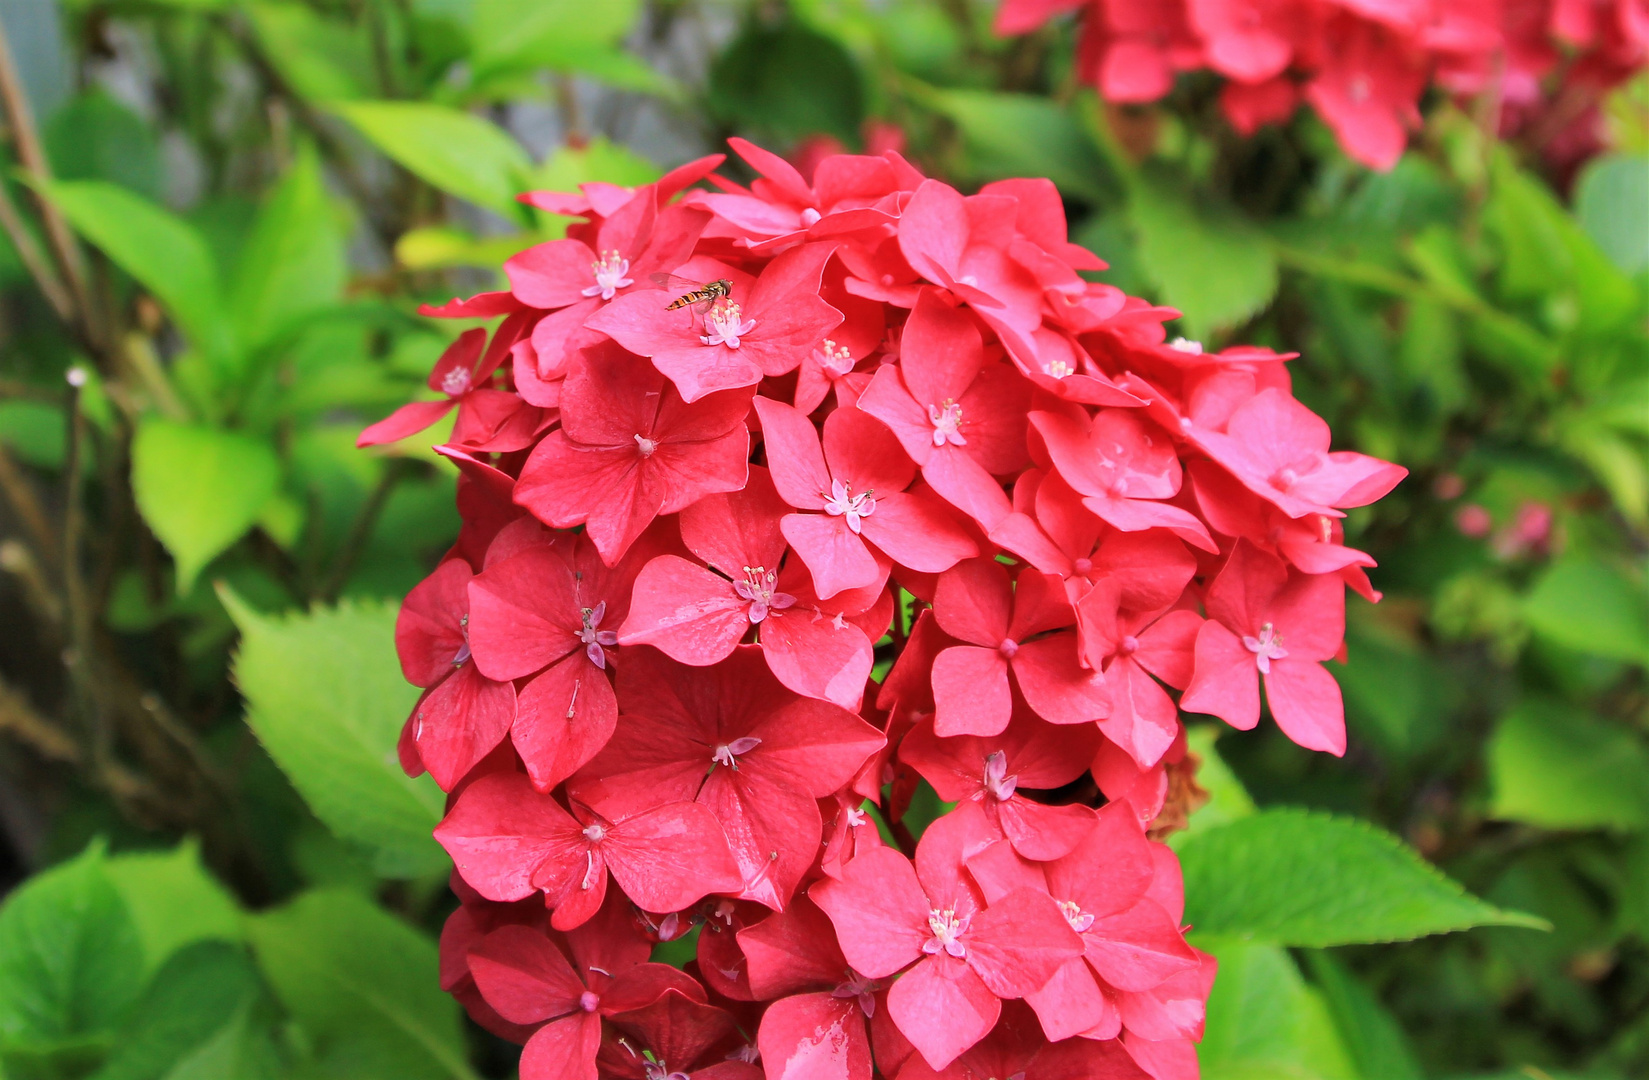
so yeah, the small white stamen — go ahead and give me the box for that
[1169,337,1203,355]
[1058,899,1095,933]
[582,250,634,300]
[712,736,763,768]
[981,750,1018,802]
[1243,622,1289,675]
[634,434,659,456]
[578,602,618,668]
[822,478,876,534]
[441,367,472,396]
[928,400,966,447]
[923,908,970,959]
[701,300,756,348]
[732,566,795,624]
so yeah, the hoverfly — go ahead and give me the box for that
[650,273,733,312]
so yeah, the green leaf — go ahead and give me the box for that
[916,88,1106,201]
[1302,952,1424,1080]
[89,943,261,1080]
[335,102,531,220]
[472,0,640,59]
[248,1,373,104]
[102,841,243,977]
[223,590,445,877]
[530,137,660,192]
[1177,809,1546,946]
[44,89,162,200]
[1488,699,1649,832]
[1573,153,1649,275]
[1172,725,1255,848]
[0,400,67,470]
[1484,152,1639,334]
[229,146,348,359]
[1129,174,1278,340]
[158,1005,279,1080]
[245,890,474,1080]
[0,842,144,1064]
[131,420,281,594]
[709,19,864,144]
[467,0,669,95]
[1522,557,1649,665]
[42,181,231,361]
[1197,939,1358,1080]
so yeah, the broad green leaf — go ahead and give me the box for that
[530,137,661,192]
[335,102,531,220]
[471,0,640,60]
[43,181,231,360]
[131,420,281,594]
[710,20,864,144]
[229,146,348,358]
[159,1004,279,1080]
[1178,809,1546,946]
[89,943,261,1080]
[467,0,669,95]
[917,88,1105,201]
[245,890,474,1080]
[1197,940,1357,1080]
[102,841,243,977]
[396,226,545,272]
[223,590,445,877]
[1573,153,1649,274]
[1488,699,1649,832]
[1522,557,1649,665]
[0,400,67,470]
[248,1,373,104]
[1302,952,1424,1080]
[1172,725,1255,847]
[44,89,162,200]
[0,842,144,1066]
[1484,152,1639,334]
[1129,175,1278,340]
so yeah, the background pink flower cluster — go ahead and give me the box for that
[365,137,1406,1080]
[996,0,1649,168]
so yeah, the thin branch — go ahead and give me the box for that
[319,458,412,602]
[0,674,79,763]
[0,443,56,570]
[0,175,71,321]
[0,12,94,337]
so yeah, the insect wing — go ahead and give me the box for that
[649,272,707,293]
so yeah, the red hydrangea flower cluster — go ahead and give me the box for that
[995,0,1649,169]
[367,138,1406,1080]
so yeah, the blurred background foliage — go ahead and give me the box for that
[0,1,1642,1079]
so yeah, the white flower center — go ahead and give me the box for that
[822,478,876,534]
[579,603,618,669]
[923,908,970,959]
[1169,337,1203,355]
[928,400,966,447]
[1044,357,1075,378]
[583,250,634,300]
[441,367,472,396]
[981,750,1018,802]
[1243,622,1289,674]
[732,566,795,624]
[1058,899,1095,933]
[816,338,855,377]
[712,736,763,769]
[582,823,607,843]
[634,434,659,456]
[701,300,756,349]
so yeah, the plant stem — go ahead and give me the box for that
[0,12,95,342]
